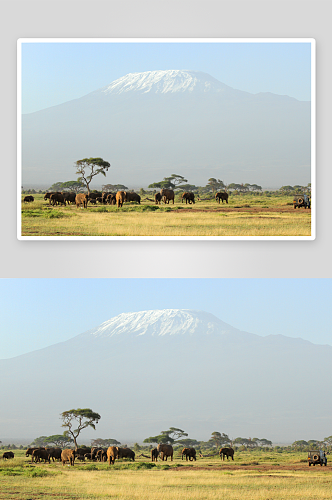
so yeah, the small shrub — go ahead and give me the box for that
[25,467,49,477]
[81,464,98,471]
[0,468,21,476]
[92,207,108,213]
[22,209,65,219]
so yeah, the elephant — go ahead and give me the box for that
[44,192,58,204]
[116,447,135,461]
[50,193,66,206]
[151,448,159,461]
[61,449,76,466]
[46,447,62,462]
[107,446,118,465]
[88,192,102,199]
[106,193,116,205]
[181,192,195,204]
[160,188,175,204]
[157,444,173,461]
[124,192,141,204]
[76,447,91,461]
[2,451,14,459]
[215,192,229,204]
[75,193,88,208]
[96,449,107,462]
[62,192,76,204]
[25,447,38,457]
[181,447,196,461]
[219,447,234,461]
[116,191,126,208]
[32,449,51,463]
[23,195,34,202]
[77,447,91,455]
[154,193,162,205]
[91,447,101,460]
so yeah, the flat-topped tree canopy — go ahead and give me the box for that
[60,408,101,450]
[75,158,110,194]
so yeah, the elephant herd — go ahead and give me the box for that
[3,446,235,465]
[42,191,142,209]
[25,189,230,209]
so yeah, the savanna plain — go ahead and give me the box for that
[1,449,331,500]
[21,194,311,237]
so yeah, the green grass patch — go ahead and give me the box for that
[21,193,311,237]
[22,209,66,219]
[91,207,109,213]
[0,466,50,477]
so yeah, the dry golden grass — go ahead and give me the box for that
[1,450,331,499]
[1,467,332,499]
[20,195,311,237]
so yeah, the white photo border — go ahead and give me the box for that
[17,37,316,241]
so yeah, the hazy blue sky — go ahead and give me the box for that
[0,278,329,359]
[21,40,312,114]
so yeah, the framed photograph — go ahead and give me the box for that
[18,38,315,239]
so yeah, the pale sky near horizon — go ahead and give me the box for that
[0,278,330,359]
[20,40,312,114]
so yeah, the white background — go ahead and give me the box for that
[1,0,331,278]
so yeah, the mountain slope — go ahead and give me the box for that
[98,70,232,95]
[21,70,311,188]
[1,309,328,442]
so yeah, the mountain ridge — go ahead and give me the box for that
[98,70,233,96]
[22,70,311,197]
[0,309,322,363]
[0,308,331,441]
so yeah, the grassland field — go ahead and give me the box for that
[1,448,331,499]
[21,194,311,237]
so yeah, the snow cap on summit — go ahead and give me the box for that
[101,70,229,95]
[89,309,236,338]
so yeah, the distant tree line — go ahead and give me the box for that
[4,429,331,452]
[290,437,332,451]
[24,178,310,199]
[22,155,311,198]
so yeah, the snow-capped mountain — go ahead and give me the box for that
[99,70,232,95]
[89,309,238,338]
[22,69,311,188]
[1,309,330,442]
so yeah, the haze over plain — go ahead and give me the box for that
[1,279,330,443]
[20,41,313,189]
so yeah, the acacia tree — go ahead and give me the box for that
[209,432,231,449]
[30,436,49,447]
[46,434,74,447]
[144,427,188,445]
[48,182,65,192]
[102,184,128,192]
[291,440,309,451]
[206,178,225,193]
[61,181,86,193]
[177,438,200,448]
[257,438,272,447]
[91,438,121,447]
[324,436,332,450]
[31,434,74,448]
[74,158,110,195]
[148,174,188,190]
[163,174,188,189]
[60,408,101,450]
